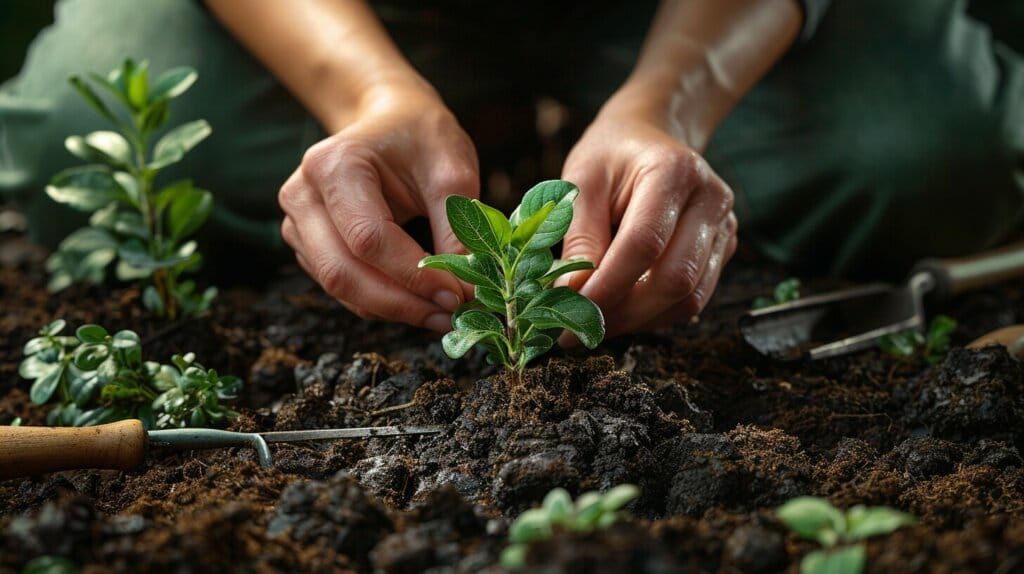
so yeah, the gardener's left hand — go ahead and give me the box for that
[557,101,738,340]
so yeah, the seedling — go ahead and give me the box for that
[500,484,639,569]
[19,319,240,429]
[420,180,605,374]
[877,314,956,364]
[752,278,801,309]
[21,556,76,574]
[46,59,216,319]
[9,417,21,427]
[776,496,914,574]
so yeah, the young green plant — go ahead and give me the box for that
[19,319,241,429]
[877,314,956,364]
[752,277,801,309]
[776,496,915,574]
[46,59,216,318]
[501,484,639,569]
[419,180,605,374]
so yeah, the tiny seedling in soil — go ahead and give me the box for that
[776,496,915,574]
[877,314,957,364]
[9,417,21,427]
[420,180,605,374]
[20,556,76,574]
[501,484,639,569]
[18,319,241,429]
[752,277,801,309]
[46,58,216,319]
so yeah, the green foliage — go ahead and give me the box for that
[21,556,76,574]
[776,496,915,574]
[500,484,639,569]
[752,277,801,309]
[877,314,957,364]
[10,417,21,426]
[420,181,605,373]
[46,59,216,319]
[19,319,240,430]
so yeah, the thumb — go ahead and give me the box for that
[557,176,611,290]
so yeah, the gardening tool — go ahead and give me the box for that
[739,240,1024,361]
[0,420,443,480]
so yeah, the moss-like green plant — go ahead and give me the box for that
[501,484,639,569]
[46,59,216,318]
[776,496,915,574]
[420,180,605,374]
[19,319,240,429]
[752,277,801,309]
[877,314,956,364]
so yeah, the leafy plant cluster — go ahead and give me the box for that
[501,484,639,568]
[776,496,915,574]
[19,320,241,429]
[752,277,801,309]
[877,314,956,364]
[46,59,216,319]
[420,180,605,373]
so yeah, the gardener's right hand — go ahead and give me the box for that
[279,81,478,332]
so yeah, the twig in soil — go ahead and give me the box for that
[369,401,415,417]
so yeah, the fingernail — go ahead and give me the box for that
[433,290,461,312]
[425,313,452,333]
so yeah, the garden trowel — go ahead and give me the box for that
[739,240,1024,361]
[0,420,443,479]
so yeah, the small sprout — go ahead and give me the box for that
[420,181,605,374]
[776,496,915,574]
[501,484,639,569]
[10,417,22,426]
[877,314,957,364]
[21,556,76,574]
[18,319,240,430]
[752,278,801,309]
[46,59,217,319]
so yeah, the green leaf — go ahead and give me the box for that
[519,287,605,349]
[46,166,128,212]
[73,343,109,370]
[21,555,77,574]
[925,315,956,364]
[510,200,556,250]
[514,249,554,285]
[112,211,150,240]
[538,258,594,286]
[57,227,119,253]
[42,319,68,337]
[167,187,212,241]
[475,285,506,314]
[10,417,21,427]
[419,253,503,291]
[751,296,775,310]
[150,67,197,101]
[112,330,142,365]
[118,240,194,270]
[508,508,553,544]
[774,278,801,303]
[89,71,132,109]
[509,180,579,250]
[520,334,554,367]
[66,131,132,166]
[29,363,65,404]
[600,484,640,512]
[445,195,504,257]
[877,330,925,357]
[474,199,512,247]
[542,488,573,526]
[776,497,846,546]
[800,546,865,574]
[574,491,604,529]
[127,60,149,109]
[845,506,915,540]
[441,310,505,359]
[70,76,118,124]
[75,324,109,344]
[500,544,528,569]
[150,119,212,169]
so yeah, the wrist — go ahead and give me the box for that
[323,66,442,133]
[599,73,717,152]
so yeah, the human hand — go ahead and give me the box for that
[279,82,479,332]
[557,104,738,340]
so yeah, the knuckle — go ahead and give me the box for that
[563,234,601,259]
[433,165,479,197]
[278,178,307,211]
[300,140,338,182]
[629,224,670,261]
[651,147,704,186]
[316,259,352,298]
[665,259,702,295]
[345,218,387,259]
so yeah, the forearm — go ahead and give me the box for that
[609,0,802,150]
[204,0,434,133]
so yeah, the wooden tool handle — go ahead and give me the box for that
[913,239,1024,300]
[0,420,147,480]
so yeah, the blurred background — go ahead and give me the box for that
[0,0,54,83]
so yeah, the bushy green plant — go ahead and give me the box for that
[46,59,216,318]
[501,484,639,569]
[877,314,956,364]
[19,319,240,429]
[776,496,915,574]
[420,180,605,374]
[752,277,801,309]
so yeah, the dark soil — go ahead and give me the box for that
[2,229,1024,573]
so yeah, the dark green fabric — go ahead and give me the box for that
[0,0,1020,279]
